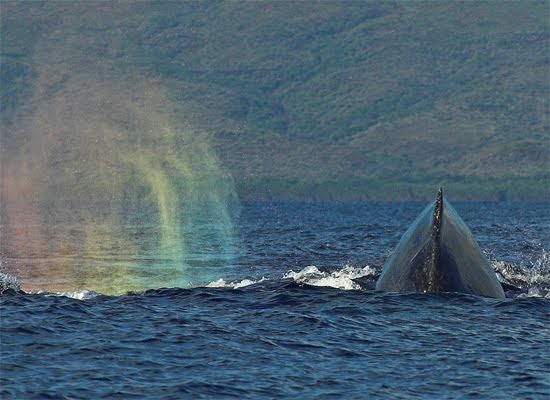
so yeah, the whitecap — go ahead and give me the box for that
[205,277,267,289]
[0,272,21,294]
[492,249,550,296]
[48,290,101,300]
[284,265,376,291]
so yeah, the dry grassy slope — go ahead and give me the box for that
[1,1,548,200]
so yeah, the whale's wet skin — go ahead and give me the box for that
[376,189,506,298]
[1,201,549,398]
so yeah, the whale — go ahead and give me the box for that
[376,188,505,298]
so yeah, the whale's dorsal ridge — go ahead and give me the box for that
[376,188,505,299]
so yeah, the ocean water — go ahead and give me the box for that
[1,201,549,399]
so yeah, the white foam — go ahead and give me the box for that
[205,277,267,289]
[283,265,376,291]
[0,272,21,293]
[492,249,550,297]
[516,288,550,299]
[48,290,101,300]
[493,249,550,287]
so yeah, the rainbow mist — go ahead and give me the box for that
[1,72,240,294]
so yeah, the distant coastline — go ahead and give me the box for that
[2,2,548,203]
[235,176,550,202]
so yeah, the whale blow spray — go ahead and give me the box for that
[1,73,240,294]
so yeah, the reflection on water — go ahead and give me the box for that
[1,203,240,294]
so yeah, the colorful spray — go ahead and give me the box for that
[1,72,240,294]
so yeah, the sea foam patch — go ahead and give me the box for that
[47,290,102,300]
[205,277,268,289]
[284,265,377,290]
[493,249,550,295]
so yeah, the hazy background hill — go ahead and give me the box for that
[1,0,548,200]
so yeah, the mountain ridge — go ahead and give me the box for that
[1,1,548,201]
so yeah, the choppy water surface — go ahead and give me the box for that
[1,201,549,399]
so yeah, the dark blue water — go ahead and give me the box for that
[1,202,549,399]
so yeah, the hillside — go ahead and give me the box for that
[1,1,549,200]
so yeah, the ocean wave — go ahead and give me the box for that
[45,290,102,300]
[0,272,21,294]
[493,249,550,297]
[205,277,268,289]
[4,256,550,299]
[283,265,377,291]
[202,265,378,291]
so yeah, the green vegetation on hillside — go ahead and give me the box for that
[1,0,548,200]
